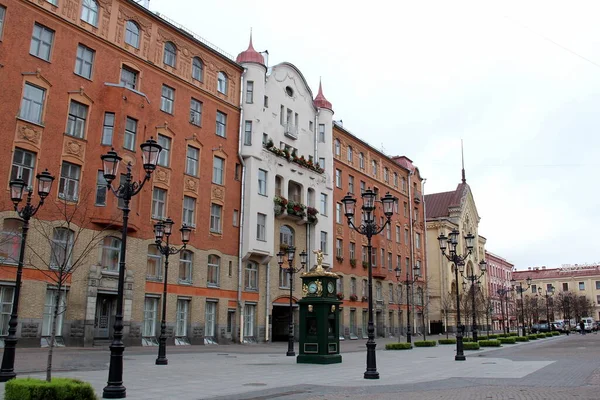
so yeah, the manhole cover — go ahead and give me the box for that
[243,383,268,387]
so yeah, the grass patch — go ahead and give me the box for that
[479,339,502,347]
[499,337,516,344]
[463,342,480,350]
[5,377,97,400]
[386,343,413,350]
[438,338,457,345]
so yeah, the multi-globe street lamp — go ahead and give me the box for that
[538,286,555,328]
[277,246,307,357]
[101,138,162,399]
[153,218,191,365]
[437,229,476,361]
[0,170,54,382]
[510,276,532,337]
[342,189,397,379]
[460,259,486,341]
[394,263,420,344]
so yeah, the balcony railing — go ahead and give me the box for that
[283,122,298,139]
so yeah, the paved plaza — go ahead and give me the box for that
[1,333,599,399]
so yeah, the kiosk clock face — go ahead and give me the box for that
[327,282,335,294]
[308,282,318,294]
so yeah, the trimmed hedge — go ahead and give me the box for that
[499,337,516,344]
[386,343,413,350]
[527,335,538,340]
[487,334,499,339]
[479,339,502,347]
[5,378,97,400]
[536,334,547,339]
[413,340,437,347]
[461,337,473,342]
[509,332,519,337]
[497,333,509,338]
[515,336,530,342]
[438,338,457,345]
[463,342,480,350]
[545,333,554,337]
[551,331,560,336]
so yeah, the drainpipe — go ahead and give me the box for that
[237,68,247,343]
[408,170,415,337]
[422,178,429,334]
[265,262,270,342]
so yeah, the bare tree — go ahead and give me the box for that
[24,192,117,382]
[440,291,454,339]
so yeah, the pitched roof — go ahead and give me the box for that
[513,265,600,280]
[425,183,468,219]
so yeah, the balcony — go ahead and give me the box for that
[414,189,422,203]
[283,122,298,140]
[274,198,318,225]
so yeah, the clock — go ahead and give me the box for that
[327,282,335,294]
[308,281,318,294]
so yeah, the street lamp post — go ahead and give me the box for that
[538,286,555,328]
[342,189,397,379]
[394,264,420,344]
[101,138,162,399]
[0,170,54,382]
[153,218,191,365]
[510,276,532,337]
[277,247,307,357]
[461,260,486,341]
[437,229,476,361]
[497,288,511,334]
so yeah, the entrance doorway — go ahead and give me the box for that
[95,294,116,339]
[272,305,296,342]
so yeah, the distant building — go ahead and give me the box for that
[485,251,515,331]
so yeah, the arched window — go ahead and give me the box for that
[146,245,162,279]
[50,228,74,270]
[192,57,203,81]
[101,236,121,271]
[347,146,353,163]
[245,262,258,290]
[125,20,140,48]
[279,225,294,248]
[207,254,220,286]
[163,41,177,67]
[217,72,228,94]
[81,0,98,26]
[393,173,398,187]
[334,139,340,156]
[384,167,389,183]
[179,250,193,283]
[0,219,22,264]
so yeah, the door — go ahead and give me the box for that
[95,294,115,338]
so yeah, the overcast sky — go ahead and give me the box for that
[149,0,600,270]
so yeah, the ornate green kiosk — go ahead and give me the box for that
[296,250,342,364]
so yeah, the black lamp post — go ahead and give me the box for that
[277,246,307,357]
[154,218,191,365]
[0,170,54,382]
[538,286,555,328]
[437,229,475,361]
[342,189,397,380]
[497,287,511,334]
[511,276,532,337]
[460,259,486,342]
[394,263,420,344]
[101,138,161,399]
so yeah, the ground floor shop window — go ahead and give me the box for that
[0,286,14,337]
[175,299,190,345]
[243,303,256,343]
[41,289,67,347]
[205,301,217,345]
[142,297,158,346]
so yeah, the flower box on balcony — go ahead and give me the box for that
[336,256,344,263]
[361,296,368,302]
[362,261,369,269]
[349,259,357,268]
[274,196,288,217]
[286,201,306,219]
[349,294,358,301]
[336,292,344,300]
[306,207,318,224]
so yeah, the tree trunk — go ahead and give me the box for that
[46,281,62,382]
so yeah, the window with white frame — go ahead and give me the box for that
[81,0,98,26]
[207,254,220,286]
[160,85,175,114]
[348,175,354,194]
[95,171,107,206]
[389,283,394,303]
[256,213,266,241]
[386,224,391,240]
[189,98,202,126]
[335,203,342,224]
[404,229,409,244]
[280,225,294,247]
[244,121,252,145]
[334,139,340,156]
[371,160,377,177]
[19,83,46,124]
[58,162,80,201]
[346,145,353,163]
[101,236,121,271]
[11,148,36,186]
[192,57,203,81]
[396,255,401,269]
[245,262,258,290]
[401,177,407,192]
[42,289,66,336]
[388,252,392,271]
[74,44,94,79]
[349,242,355,260]
[0,219,22,264]
[371,247,377,266]
[157,135,171,167]
[143,297,158,337]
[30,23,54,61]
[336,238,343,258]
[393,173,398,187]
[125,20,140,48]
[50,228,73,270]
[186,146,199,176]
[362,279,367,297]
[360,181,366,194]
[163,41,177,67]
[66,100,88,139]
[204,301,216,338]
[359,153,364,169]
[375,281,382,301]
[258,169,267,195]
[124,117,137,150]
[415,233,421,249]
[320,193,327,215]
[120,66,138,90]
[217,72,228,94]
[335,169,342,188]
[216,111,227,137]
[396,226,401,243]
[175,299,189,337]
[381,248,385,268]
[246,81,254,103]
[179,250,192,283]
[151,188,166,219]
[146,245,162,280]
[212,156,224,185]
[244,304,255,338]
[210,204,222,233]
[320,231,328,254]
[0,286,14,336]
[101,112,114,146]
[182,196,196,227]
[362,246,367,263]
[318,158,325,169]
[279,266,290,288]
[384,167,389,182]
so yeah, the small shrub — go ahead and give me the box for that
[509,332,519,337]
[545,333,554,337]
[413,340,437,347]
[477,336,489,341]
[463,342,480,350]
[479,339,502,347]
[515,336,530,342]
[498,333,510,337]
[438,339,457,345]
[5,378,97,400]
[536,334,547,339]
[487,334,499,339]
[461,337,473,342]
[527,334,538,340]
[551,331,560,336]
[499,337,516,344]
[386,343,412,350]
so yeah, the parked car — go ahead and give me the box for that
[531,323,550,333]
[575,318,594,332]
[551,321,565,332]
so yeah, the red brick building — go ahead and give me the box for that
[485,251,515,332]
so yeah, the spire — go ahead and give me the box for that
[313,78,333,111]
[235,29,265,66]
[461,139,466,184]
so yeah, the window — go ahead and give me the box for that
[125,20,140,48]
[415,233,421,249]
[142,297,158,337]
[11,148,36,186]
[120,66,138,90]
[235,163,241,181]
[562,282,568,291]
[19,83,46,124]
[256,213,266,241]
[264,96,269,108]
[579,282,585,290]
[244,304,256,338]
[371,248,377,266]
[101,112,114,145]
[81,0,98,26]
[245,262,258,290]
[349,242,355,260]
[217,72,228,94]
[596,281,600,290]
[151,188,166,219]
[184,101,201,129]
[146,245,163,279]
[207,254,220,286]
[389,283,394,303]
[175,299,189,337]
[246,81,254,103]
[401,177,407,192]
[318,124,325,142]
[163,41,177,67]
[192,57,203,81]
[183,196,196,226]
[279,265,290,288]
[258,169,267,196]
[0,286,13,336]
[318,158,325,169]
[320,193,328,215]
[58,162,81,201]
[335,169,342,188]
[160,85,175,114]
[393,173,398,187]
[74,44,94,79]
[375,281,382,301]
[156,135,171,167]
[336,239,343,258]
[384,168,389,183]
[0,6,5,40]
[388,253,392,271]
[371,160,377,176]
[50,228,74,269]
[204,301,217,339]
[179,250,192,283]
[30,23,54,61]
[101,236,121,271]
[216,111,227,137]
[210,204,222,233]
[66,101,88,138]
[334,139,341,156]
[404,229,409,244]
[347,146,353,163]
[320,231,328,254]
[124,117,137,150]
[95,171,107,206]
[395,226,401,243]
[0,220,22,264]
[336,203,342,224]
[186,146,199,176]
[42,289,66,336]
[359,181,365,194]
[233,209,239,227]
[280,225,294,247]
[212,156,225,185]
[359,153,364,169]
[531,284,537,294]
[348,175,354,194]
[244,121,252,145]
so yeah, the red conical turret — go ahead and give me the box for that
[313,79,333,111]
[236,32,265,66]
